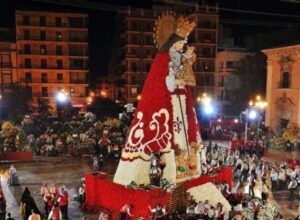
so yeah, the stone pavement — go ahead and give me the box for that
[0,156,98,220]
[0,148,298,219]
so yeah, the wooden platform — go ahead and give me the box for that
[166,182,190,212]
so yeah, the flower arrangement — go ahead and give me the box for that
[269,135,285,150]
[283,123,299,143]
[242,200,280,219]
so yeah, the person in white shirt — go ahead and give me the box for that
[149,204,166,218]
[8,165,17,186]
[194,201,204,215]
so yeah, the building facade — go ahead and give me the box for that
[15,10,89,110]
[262,44,300,131]
[117,3,218,103]
[0,29,17,93]
[216,49,253,109]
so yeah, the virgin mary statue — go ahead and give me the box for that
[114,13,202,186]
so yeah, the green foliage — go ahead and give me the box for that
[1,85,32,123]
[87,97,123,120]
[224,52,267,115]
[127,181,138,189]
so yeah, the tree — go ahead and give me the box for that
[1,85,32,123]
[87,97,123,120]
[224,52,267,115]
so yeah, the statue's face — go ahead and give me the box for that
[173,40,186,51]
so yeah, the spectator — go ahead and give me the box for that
[28,210,41,220]
[48,205,62,220]
[119,204,133,220]
[0,195,6,220]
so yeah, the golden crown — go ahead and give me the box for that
[175,16,196,38]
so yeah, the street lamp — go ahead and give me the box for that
[56,90,70,118]
[56,91,68,103]
[244,95,268,142]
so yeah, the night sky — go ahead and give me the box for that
[1,0,300,80]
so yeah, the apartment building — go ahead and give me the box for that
[15,10,89,110]
[117,3,218,103]
[0,28,17,93]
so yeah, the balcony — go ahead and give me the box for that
[18,50,88,57]
[69,65,88,70]
[19,78,68,84]
[17,21,87,29]
[18,35,88,43]
[0,62,12,68]
[70,79,87,84]
[19,65,68,70]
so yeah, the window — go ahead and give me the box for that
[25,72,32,83]
[2,74,12,84]
[57,73,63,82]
[0,55,10,67]
[40,16,46,26]
[56,60,63,69]
[41,73,48,83]
[70,72,85,83]
[55,17,62,27]
[71,59,84,69]
[24,30,30,40]
[203,19,212,28]
[131,76,136,84]
[131,62,138,72]
[131,87,137,96]
[40,31,46,41]
[56,31,62,41]
[40,45,47,55]
[145,63,151,72]
[145,36,152,45]
[130,48,137,56]
[131,35,138,44]
[226,61,234,68]
[282,72,290,88]
[41,87,48,97]
[24,44,31,54]
[56,46,62,55]
[23,15,30,25]
[28,86,32,96]
[145,22,152,32]
[130,22,138,31]
[203,33,211,42]
[24,58,31,68]
[41,59,47,69]
[220,76,224,86]
[203,48,211,57]
[68,17,85,28]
